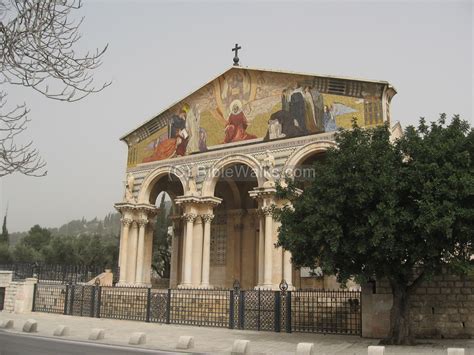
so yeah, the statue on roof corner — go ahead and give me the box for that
[261,150,276,188]
[124,172,136,203]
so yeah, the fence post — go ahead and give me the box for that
[238,290,244,329]
[69,284,75,316]
[274,291,281,332]
[166,288,171,324]
[96,286,102,318]
[90,286,96,318]
[146,288,151,322]
[32,283,37,312]
[63,284,69,315]
[285,291,292,333]
[229,290,234,329]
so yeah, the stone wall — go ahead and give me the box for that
[0,271,37,313]
[362,271,474,339]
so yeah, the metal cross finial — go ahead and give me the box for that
[232,43,241,66]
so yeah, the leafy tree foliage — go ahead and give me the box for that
[0,214,8,244]
[277,116,473,344]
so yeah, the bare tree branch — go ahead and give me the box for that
[0,0,109,177]
[0,91,46,177]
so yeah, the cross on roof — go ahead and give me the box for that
[232,43,241,66]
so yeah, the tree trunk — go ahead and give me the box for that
[383,281,414,345]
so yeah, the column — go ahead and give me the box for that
[201,214,214,287]
[135,218,148,285]
[283,250,293,288]
[181,221,187,284]
[263,207,273,288]
[118,218,132,284]
[169,217,180,288]
[126,222,138,283]
[257,211,265,287]
[143,223,154,285]
[182,213,196,287]
[191,215,203,286]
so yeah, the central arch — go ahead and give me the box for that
[201,153,264,197]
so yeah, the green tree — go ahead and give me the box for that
[276,116,473,345]
[42,236,77,265]
[152,194,172,278]
[0,242,12,263]
[0,213,8,244]
[12,243,42,263]
[21,225,52,252]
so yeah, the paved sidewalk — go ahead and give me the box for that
[0,312,472,354]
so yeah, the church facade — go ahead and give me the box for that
[115,66,397,290]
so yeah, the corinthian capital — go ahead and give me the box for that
[138,218,149,227]
[261,206,274,216]
[121,218,133,227]
[201,214,215,223]
[183,213,197,222]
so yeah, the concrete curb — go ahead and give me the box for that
[88,328,105,340]
[129,332,146,345]
[22,319,37,333]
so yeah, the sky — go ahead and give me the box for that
[1,0,472,232]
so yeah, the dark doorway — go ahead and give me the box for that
[0,287,5,311]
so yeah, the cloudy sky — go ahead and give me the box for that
[1,0,472,232]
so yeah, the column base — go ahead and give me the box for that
[177,283,193,289]
[254,284,275,290]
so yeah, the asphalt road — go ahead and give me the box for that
[0,331,186,355]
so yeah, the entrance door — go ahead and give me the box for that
[0,287,5,311]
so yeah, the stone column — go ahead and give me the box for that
[169,216,181,288]
[126,222,139,283]
[201,214,214,287]
[191,215,204,286]
[182,213,196,287]
[135,218,149,285]
[283,250,293,288]
[181,221,187,284]
[118,218,132,284]
[257,211,265,287]
[263,207,273,288]
[143,221,154,286]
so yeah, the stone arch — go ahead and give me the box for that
[137,165,187,204]
[283,140,336,174]
[201,153,264,197]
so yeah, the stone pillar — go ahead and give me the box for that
[283,250,293,288]
[263,207,273,288]
[169,217,181,288]
[201,214,214,287]
[143,222,154,286]
[135,218,149,285]
[126,222,139,283]
[181,221,187,284]
[182,213,196,287]
[191,215,204,286]
[272,220,283,286]
[118,218,132,284]
[257,211,265,287]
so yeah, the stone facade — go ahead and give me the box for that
[114,67,397,291]
[362,272,474,339]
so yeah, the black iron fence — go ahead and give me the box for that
[0,263,119,284]
[32,284,361,335]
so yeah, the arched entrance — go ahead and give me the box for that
[115,168,185,286]
[211,163,259,289]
